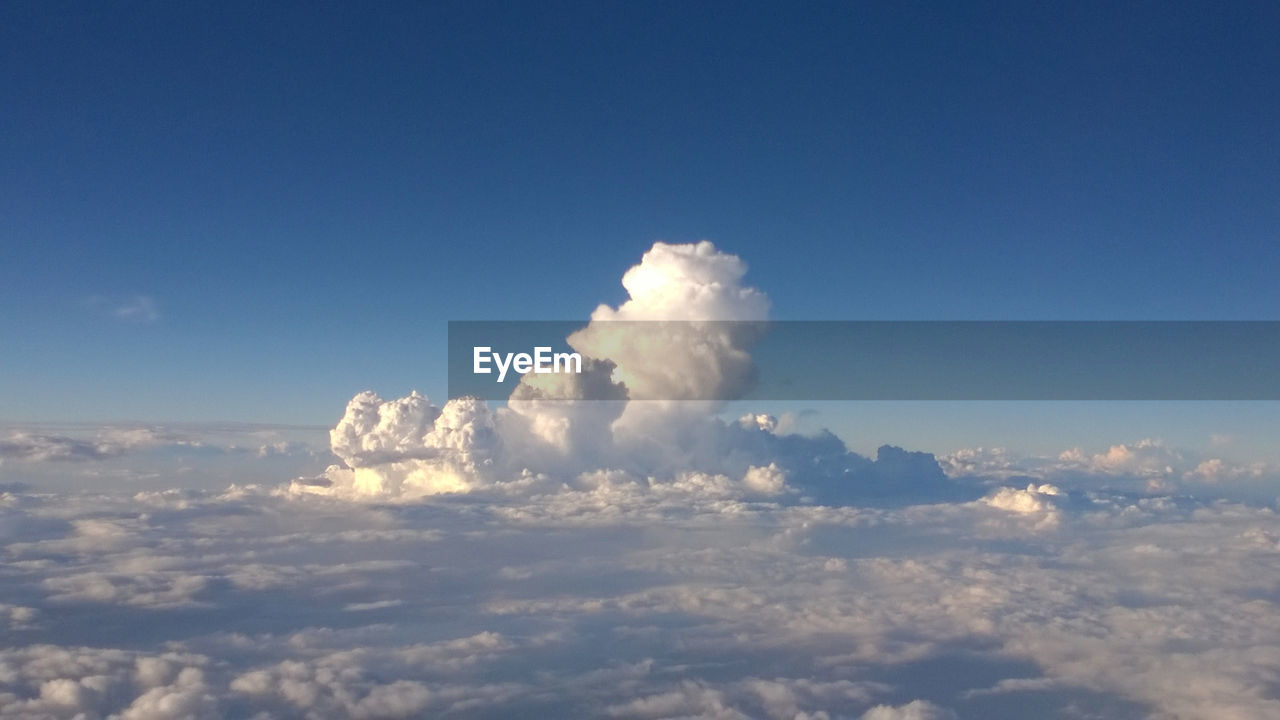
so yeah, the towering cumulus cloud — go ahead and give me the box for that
[298,240,949,504]
[569,240,769,400]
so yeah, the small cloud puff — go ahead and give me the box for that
[982,483,1064,529]
[984,483,1063,514]
[861,700,957,720]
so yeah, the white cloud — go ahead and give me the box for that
[569,240,769,400]
[320,391,498,498]
[0,428,169,463]
[2,471,1280,717]
[1183,458,1267,484]
[7,243,1280,719]
[981,483,1064,528]
[743,463,788,496]
[303,242,951,506]
[0,645,214,719]
[87,294,160,323]
[860,700,957,720]
[941,440,1278,500]
[227,634,513,718]
[41,570,208,608]
[1,604,38,630]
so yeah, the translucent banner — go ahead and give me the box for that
[448,321,1280,401]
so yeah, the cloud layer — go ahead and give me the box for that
[4,473,1280,718]
[5,242,1279,719]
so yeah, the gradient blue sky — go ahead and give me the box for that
[2,1,1278,430]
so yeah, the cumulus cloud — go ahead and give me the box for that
[321,391,500,497]
[569,240,769,399]
[860,700,957,720]
[8,241,1280,719]
[1183,458,1268,484]
[0,645,215,720]
[302,242,964,508]
[982,483,1064,528]
[4,478,1279,718]
[227,631,514,718]
[1,604,38,630]
[942,439,1278,500]
[1059,438,1180,478]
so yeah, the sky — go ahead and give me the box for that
[3,0,1279,427]
[6,6,1280,718]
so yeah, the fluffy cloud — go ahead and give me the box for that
[568,240,769,400]
[323,391,499,497]
[303,242,959,506]
[0,604,38,630]
[4,478,1279,718]
[861,700,957,720]
[227,632,515,718]
[7,242,1280,719]
[981,483,1064,528]
[942,439,1278,500]
[0,646,215,720]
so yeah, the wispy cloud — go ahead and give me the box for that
[0,422,326,466]
[87,294,160,323]
[0,427,173,463]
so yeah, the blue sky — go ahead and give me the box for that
[8,7,1280,716]
[2,0,1278,427]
